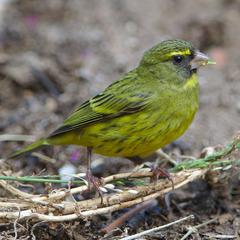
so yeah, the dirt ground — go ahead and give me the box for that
[0,0,240,239]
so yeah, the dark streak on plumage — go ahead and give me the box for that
[115,147,125,154]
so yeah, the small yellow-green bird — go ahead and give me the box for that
[10,39,215,173]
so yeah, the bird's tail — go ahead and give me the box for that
[8,138,50,159]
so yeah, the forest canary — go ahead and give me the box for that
[10,39,215,164]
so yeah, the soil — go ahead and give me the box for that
[0,0,240,239]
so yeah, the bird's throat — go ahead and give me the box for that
[183,73,198,90]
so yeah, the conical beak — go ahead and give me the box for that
[191,50,216,70]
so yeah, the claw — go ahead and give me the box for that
[86,169,104,203]
[151,166,174,190]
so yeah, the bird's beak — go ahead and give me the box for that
[190,50,216,70]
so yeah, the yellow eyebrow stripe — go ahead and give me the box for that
[165,49,191,58]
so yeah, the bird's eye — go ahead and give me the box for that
[173,55,183,64]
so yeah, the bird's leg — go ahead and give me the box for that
[86,147,103,199]
[86,146,92,176]
[155,149,177,166]
[129,154,174,189]
[86,147,98,189]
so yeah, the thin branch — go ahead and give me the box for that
[156,149,177,166]
[31,221,47,240]
[31,152,56,164]
[0,175,84,184]
[0,201,30,209]
[204,234,236,239]
[0,134,36,142]
[103,171,153,183]
[0,180,35,199]
[180,217,218,240]
[119,215,195,240]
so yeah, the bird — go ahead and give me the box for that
[9,39,215,179]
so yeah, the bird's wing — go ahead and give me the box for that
[49,78,151,137]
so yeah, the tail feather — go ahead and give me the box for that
[8,139,49,159]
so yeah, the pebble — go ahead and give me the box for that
[59,163,77,184]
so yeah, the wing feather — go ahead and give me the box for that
[49,72,151,137]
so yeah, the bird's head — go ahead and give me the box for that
[140,39,215,83]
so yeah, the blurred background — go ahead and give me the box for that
[0,0,240,167]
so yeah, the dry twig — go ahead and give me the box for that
[0,169,205,222]
[0,134,36,142]
[119,214,194,240]
[180,217,218,240]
